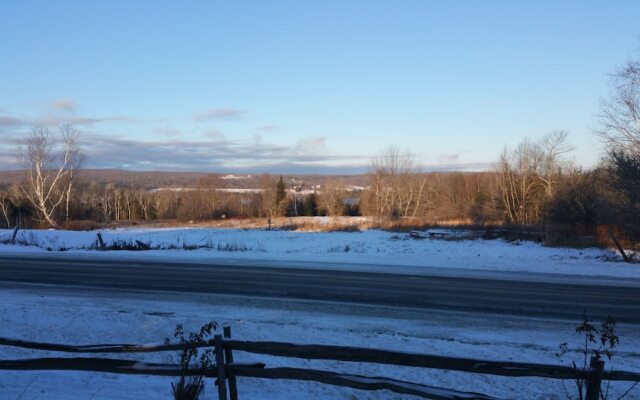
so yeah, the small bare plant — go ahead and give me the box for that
[217,242,248,252]
[556,313,637,400]
[165,322,217,400]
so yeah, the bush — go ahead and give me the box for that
[602,151,640,242]
[555,313,632,400]
[217,242,248,252]
[546,173,600,230]
[166,322,217,400]
[94,239,155,251]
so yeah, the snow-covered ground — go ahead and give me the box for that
[0,286,639,400]
[1,228,639,398]
[1,227,638,279]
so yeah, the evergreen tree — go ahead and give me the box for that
[304,193,318,216]
[276,176,286,205]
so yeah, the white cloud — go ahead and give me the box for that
[193,108,243,122]
[50,99,77,112]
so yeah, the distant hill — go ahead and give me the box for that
[0,169,369,190]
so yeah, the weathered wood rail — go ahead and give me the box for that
[0,357,216,377]
[1,330,639,400]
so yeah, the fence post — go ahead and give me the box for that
[223,326,239,400]
[10,225,19,244]
[585,356,605,400]
[96,233,106,250]
[608,229,630,262]
[214,334,228,400]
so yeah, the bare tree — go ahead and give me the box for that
[0,190,16,228]
[538,130,572,197]
[598,59,640,154]
[368,146,427,220]
[258,174,284,218]
[496,132,571,225]
[198,174,221,218]
[318,179,346,216]
[597,56,640,250]
[19,125,84,227]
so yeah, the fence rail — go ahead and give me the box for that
[228,365,499,400]
[0,337,212,354]
[0,357,214,377]
[1,331,639,400]
[225,339,624,381]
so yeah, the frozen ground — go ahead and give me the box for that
[0,285,639,400]
[1,227,638,279]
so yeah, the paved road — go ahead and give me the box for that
[1,255,639,323]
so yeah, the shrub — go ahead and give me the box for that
[546,173,600,230]
[93,239,155,251]
[165,322,217,400]
[217,242,248,252]
[556,313,629,400]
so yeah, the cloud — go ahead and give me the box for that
[438,153,460,163]
[69,116,136,126]
[13,113,137,128]
[61,134,364,172]
[204,129,225,140]
[258,125,281,132]
[154,126,182,137]
[51,99,77,112]
[0,131,493,174]
[0,101,136,130]
[0,115,26,128]
[295,136,327,153]
[193,108,243,122]
[0,114,135,132]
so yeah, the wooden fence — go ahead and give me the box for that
[1,328,639,400]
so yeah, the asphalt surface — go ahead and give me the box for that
[0,255,639,323]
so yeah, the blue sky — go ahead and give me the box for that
[1,1,639,173]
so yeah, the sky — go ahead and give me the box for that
[1,1,639,174]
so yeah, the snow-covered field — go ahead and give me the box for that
[0,286,639,400]
[1,227,639,399]
[1,227,638,279]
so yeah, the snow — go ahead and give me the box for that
[0,286,638,399]
[1,227,638,280]
[1,227,639,397]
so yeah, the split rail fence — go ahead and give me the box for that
[1,327,639,400]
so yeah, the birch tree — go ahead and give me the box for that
[369,146,427,219]
[0,190,16,228]
[19,125,84,227]
[496,131,570,225]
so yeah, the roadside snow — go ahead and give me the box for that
[1,227,638,279]
[0,287,639,400]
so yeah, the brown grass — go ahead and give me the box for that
[369,217,503,233]
[265,217,369,232]
[595,225,640,252]
[56,216,502,234]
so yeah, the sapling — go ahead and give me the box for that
[165,322,217,400]
[556,313,636,400]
